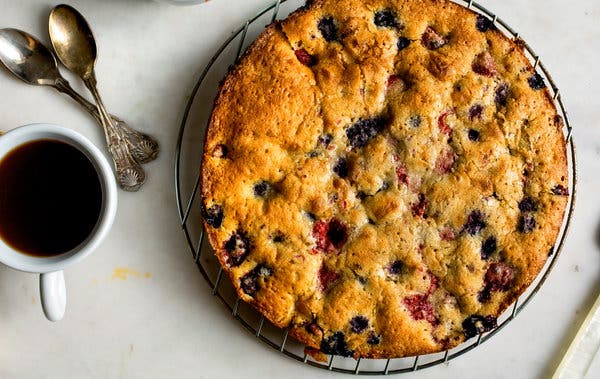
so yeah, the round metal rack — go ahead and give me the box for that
[174,0,577,374]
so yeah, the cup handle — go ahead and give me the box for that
[39,271,66,321]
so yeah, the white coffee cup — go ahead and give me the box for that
[0,123,117,321]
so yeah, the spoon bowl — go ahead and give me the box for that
[0,28,61,86]
[48,4,96,80]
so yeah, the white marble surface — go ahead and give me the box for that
[0,0,598,378]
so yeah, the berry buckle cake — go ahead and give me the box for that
[200,0,569,360]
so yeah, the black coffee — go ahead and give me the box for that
[0,139,102,257]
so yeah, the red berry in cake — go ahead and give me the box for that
[411,193,427,218]
[485,262,514,291]
[403,294,438,325]
[472,51,497,77]
[387,74,404,89]
[427,272,439,294]
[479,261,514,302]
[313,218,349,254]
[396,163,409,186]
[438,110,453,135]
[295,48,316,66]
[318,264,340,292]
[422,26,447,50]
[439,226,456,241]
[318,16,338,42]
[313,221,329,252]
[435,148,456,174]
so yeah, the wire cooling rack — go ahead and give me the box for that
[174,0,577,374]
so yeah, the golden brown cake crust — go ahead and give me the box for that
[200,0,569,359]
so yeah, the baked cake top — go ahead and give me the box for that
[201,0,569,359]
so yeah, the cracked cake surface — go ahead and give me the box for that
[200,0,569,359]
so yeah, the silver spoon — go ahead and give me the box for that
[49,4,145,192]
[0,28,159,165]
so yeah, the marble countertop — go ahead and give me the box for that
[0,0,598,378]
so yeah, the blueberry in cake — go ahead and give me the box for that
[200,0,569,359]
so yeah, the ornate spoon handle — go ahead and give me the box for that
[82,73,145,192]
[54,77,159,164]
